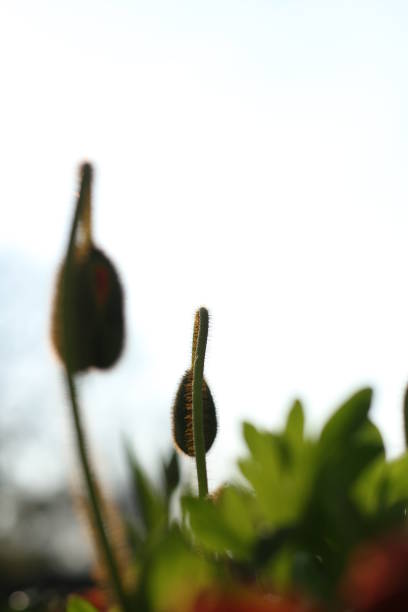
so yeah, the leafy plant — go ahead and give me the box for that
[47,163,408,612]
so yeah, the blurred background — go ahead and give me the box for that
[1,0,408,606]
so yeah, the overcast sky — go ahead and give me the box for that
[1,1,408,495]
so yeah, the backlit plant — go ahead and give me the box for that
[49,163,408,612]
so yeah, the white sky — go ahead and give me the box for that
[2,1,408,492]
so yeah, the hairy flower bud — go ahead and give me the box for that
[172,369,217,457]
[51,246,125,372]
[51,162,125,373]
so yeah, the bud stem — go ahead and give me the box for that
[63,165,130,612]
[192,307,209,498]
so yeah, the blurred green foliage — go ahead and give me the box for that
[8,387,408,611]
[99,387,408,609]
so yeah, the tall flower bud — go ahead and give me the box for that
[51,163,125,372]
[172,368,217,457]
[172,309,217,460]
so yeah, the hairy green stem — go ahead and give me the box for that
[65,373,129,611]
[192,307,209,498]
[62,165,130,611]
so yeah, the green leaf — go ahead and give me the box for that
[162,450,180,500]
[297,417,385,584]
[126,519,145,559]
[315,418,385,499]
[355,418,384,448]
[352,456,387,514]
[386,454,408,504]
[213,485,256,543]
[126,445,166,535]
[240,422,317,527]
[243,423,291,469]
[182,491,254,559]
[146,528,212,612]
[354,453,408,516]
[66,596,98,612]
[319,388,373,448]
[285,400,304,444]
[243,422,277,462]
[258,545,295,591]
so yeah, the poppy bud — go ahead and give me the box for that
[51,163,125,372]
[172,369,217,457]
[51,246,125,372]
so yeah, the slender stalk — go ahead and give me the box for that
[66,163,93,260]
[192,307,209,497]
[65,373,130,612]
[62,164,130,611]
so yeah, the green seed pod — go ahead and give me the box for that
[51,246,125,372]
[172,369,217,457]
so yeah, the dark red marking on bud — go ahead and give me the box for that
[94,263,110,306]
